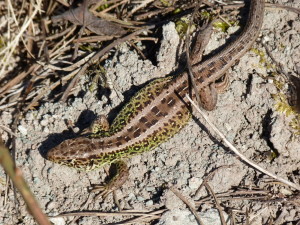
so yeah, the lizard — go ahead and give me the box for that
[46,0,265,195]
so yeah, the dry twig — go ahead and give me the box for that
[60,25,154,102]
[203,182,227,225]
[169,186,205,225]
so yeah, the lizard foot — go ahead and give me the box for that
[90,160,129,199]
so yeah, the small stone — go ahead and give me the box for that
[145,200,153,206]
[145,186,155,192]
[40,119,48,127]
[280,188,292,196]
[18,125,27,136]
[43,127,50,133]
[49,217,66,225]
[73,127,80,133]
[46,201,56,210]
[127,192,135,200]
[188,214,196,222]
[263,35,271,42]
[137,196,145,201]
[199,208,228,225]
[188,177,202,190]
[33,177,40,184]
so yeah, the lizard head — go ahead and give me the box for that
[46,137,107,171]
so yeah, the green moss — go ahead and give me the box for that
[213,20,235,33]
[175,17,196,38]
[201,10,211,20]
[173,8,182,14]
[160,0,172,7]
[289,115,300,135]
[87,65,107,93]
[251,47,300,135]
[273,93,296,116]
[94,0,111,11]
[0,36,5,49]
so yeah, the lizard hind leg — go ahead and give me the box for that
[199,84,218,111]
[90,160,129,199]
[200,73,230,111]
[215,73,230,94]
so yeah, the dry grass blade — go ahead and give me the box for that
[55,209,166,222]
[169,186,204,225]
[73,35,115,43]
[0,0,42,80]
[0,139,51,225]
[98,0,129,14]
[186,94,300,191]
[203,182,226,225]
[0,64,40,95]
[119,209,167,224]
[265,3,300,14]
[0,125,18,137]
[38,51,96,72]
[185,0,203,110]
[195,189,269,206]
[194,165,232,199]
[60,25,155,102]
[24,67,81,111]
[222,2,300,15]
[127,0,155,18]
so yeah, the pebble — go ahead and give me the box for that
[127,192,135,200]
[145,200,153,206]
[137,196,144,201]
[49,217,65,225]
[43,127,50,133]
[18,125,27,136]
[188,177,202,190]
[145,186,155,192]
[40,119,48,127]
[46,201,56,210]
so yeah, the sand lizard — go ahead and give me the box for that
[47,0,265,193]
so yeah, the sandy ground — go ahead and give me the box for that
[1,0,300,224]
